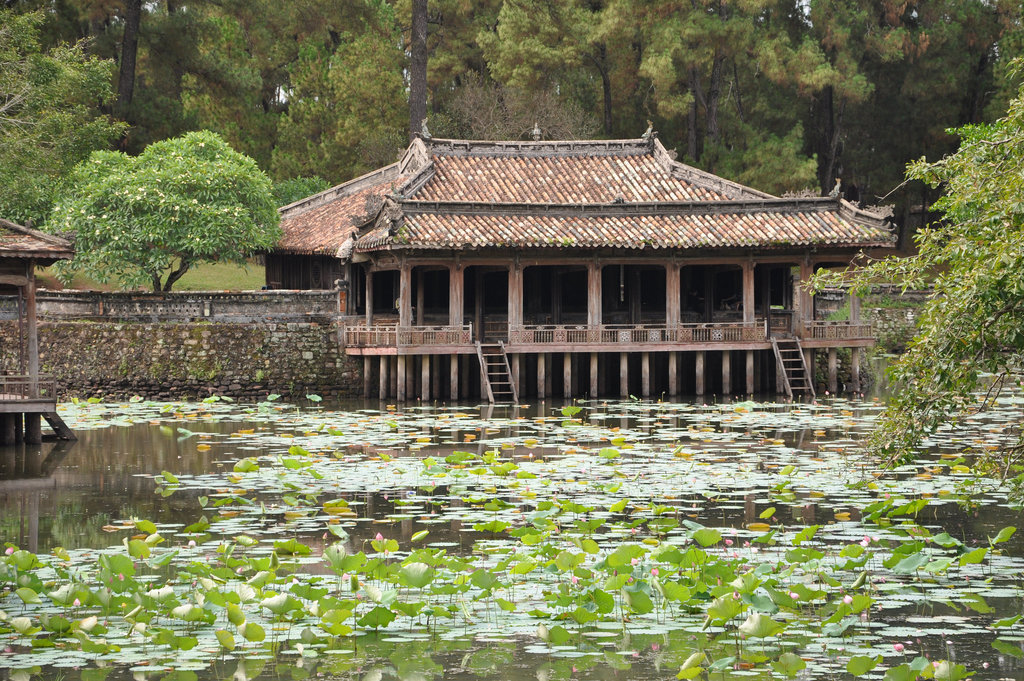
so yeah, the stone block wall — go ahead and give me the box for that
[0,320,361,401]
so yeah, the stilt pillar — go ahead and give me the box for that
[563,353,572,398]
[449,265,464,327]
[24,414,41,445]
[389,357,398,399]
[363,357,373,398]
[365,270,374,326]
[641,352,651,398]
[1,414,14,446]
[399,261,412,328]
[431,356,441,399]
[396,355,407,402]
[746,350,755,395]
[722,351,731,395]
[590,353,598,397]
[851,348,862,393]
[511,354,520,397]
[421,355,431,401]
[828,348,838,394]
[696,351,705,396]
[619,353,629,398]
[537,353,547,399]
[450,355,459,400]
[379,356,389,399]
[668,352,678,395]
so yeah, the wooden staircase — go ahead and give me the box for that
[475,341,518,404]
[771,337,816,399]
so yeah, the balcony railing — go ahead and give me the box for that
[0,374,57,401]
[508,323,767,345]
[343,324,473,348]
[805,321,874,341]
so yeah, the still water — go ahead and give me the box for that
[1,394,1023,681]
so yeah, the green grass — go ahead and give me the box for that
[37,260,266,292]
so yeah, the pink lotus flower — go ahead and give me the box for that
[375,532,384,542]
[4,547,13,555]
[893,643,904,653]
[650,568,659,576]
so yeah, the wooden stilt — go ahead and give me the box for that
[24,414,41,445]
[378,356,389,399]
[641,352,651,397]
[696,351,705,396]
[804,349,815,393]
[511,354,520,397]
[746,350,755,395]
[389,357,398,399]
[1,414,14,446]
[722,351,731,395]
[828,348,838,394]
[563,353,572,398]
[537,353,547,399]
[407,356,416,400]
[363,357,373,398]
[14,415,23,444]
[544,354,553,396]
[851,348,861,393]
[396,355,407,402]
[668,352,678,395]
[421,354,431,401]
[431,356,441,399]
[620,352,629,398]
[450,355,459,400]
[590,353,598,397]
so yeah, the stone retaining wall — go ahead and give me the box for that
[0,320,361,401]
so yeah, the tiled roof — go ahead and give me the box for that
[276,164,401,255]
[0,219,74,260]
[356,200,893,251]
[417,152,728,203]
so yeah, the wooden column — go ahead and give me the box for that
[668,352,678,395]
[849,287,861,323]
[450,355,459,400]
[828,348,838,394]
[399,262,412,328]
[563,353,572,398]
[537,353,547,399]
[431,356,441,398]
[415,269,425,325]
[511,354,520,396]
[746,350,755,395]
[396,355,407,401]
[26,260,38,398]
[508,264,523,329]
[666,263,680,326]
[379,356,389,399]
[24,414,41,445]
[804,348,815,392]
[588,263,602,326]
[407,357,416,400]
[797,258,814,337]
[14,414,23,443]
[449,265,464,327]
[390,357,399,398]
[628,268,641,323]
[363,357,373,398]
[722,350,731,395]
[619,352,629,397]
[742,260,755,324]
[365,270,374,326]
[641,352,651,397]
[696,351,706,395]
[851,348,861,393]
[590,353,598,397]
[421,355,431,401]
[474,269,484,339]
[1,414,15,446]
[551,272,562,324]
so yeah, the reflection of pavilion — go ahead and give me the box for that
[0,439,75,552]
[0,219,76,444]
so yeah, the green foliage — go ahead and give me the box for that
[0,9,124,227]
[50,130,279,292]
[814,64,1024,498]
[272,176,329,207]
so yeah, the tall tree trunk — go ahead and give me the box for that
[597,45,612,135]
[116,0,143,121]
[816,85,835,192]
[409,0,428,140]
[705,52,723,146]
[687,68,699,162]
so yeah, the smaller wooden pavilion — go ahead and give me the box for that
[0,218,76,444]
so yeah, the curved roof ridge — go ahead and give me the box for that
[279,163,401,218]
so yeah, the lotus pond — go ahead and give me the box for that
[2,393,1024,681]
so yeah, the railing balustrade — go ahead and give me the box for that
[0,375,57,401]
[805,321,874,340]
[343,324,473,348]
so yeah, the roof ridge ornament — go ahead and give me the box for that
[828,178,841,199]
[641,120,654,141]
[420,117,431,140]
[531,122,542,141]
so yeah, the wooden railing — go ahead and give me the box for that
[509,323,768,345]
[0,375,57,401]
[342,324,473,348]
[805,321,874,341]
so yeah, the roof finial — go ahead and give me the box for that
[641,120,653,141]
[531,121,542,141]
[829,177,841,199]
[420,117,431,140]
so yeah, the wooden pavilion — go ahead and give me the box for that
[270,134,894,402]
[0,218,76,442]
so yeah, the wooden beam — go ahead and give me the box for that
[511,354,520,396]
[421,354,431,401]
[431,355,441,398]
[396,355,407,401]
[366,270,374,326]
[24,413,41,445]
[399,262,412,327]
[363,357,372,398]
[508,265,523,328]
[26,259,38,398]
[379,356,389,399]
[0,274,29,287]
[0,414,14,446]
[415,269,425,325]
[390,357,398,399]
